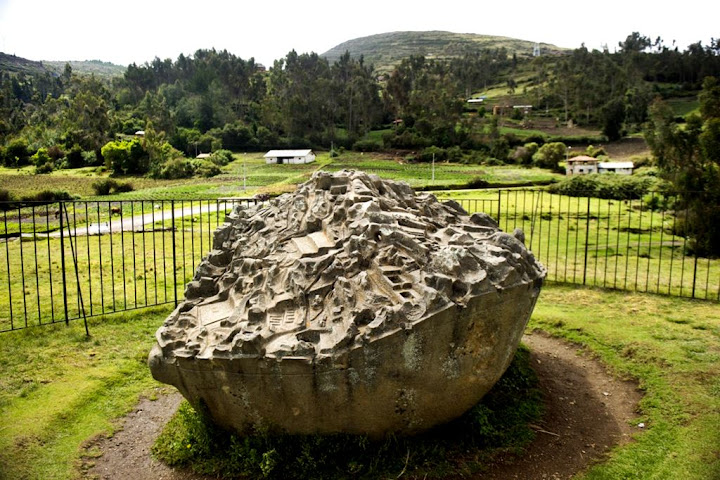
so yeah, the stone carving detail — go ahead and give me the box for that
[149,170,546,436]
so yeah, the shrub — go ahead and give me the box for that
[34,162,55,174]
[114,182,134,193]
[91,179,135,196]
[548,173,658,200]
[153,157,196,179]
[466,177,490,188]
[194,160,221,178]
[0,188,13,203]
[208,149,233,166]
[47,145,65,161]
[20,190,74,203]
[418,146,447,162]
[532,142,566,172]
[352,139,383,152]
[65,144,85,169]
[92,179,118,196]
[82,150,101,166]
[31,148,52,167]
[5,138,31,166]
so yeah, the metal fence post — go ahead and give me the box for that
[59,201,69,325]
[582,196,591,286]
[496,190,501,224]
[171,200,178,306]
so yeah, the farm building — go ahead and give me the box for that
[565,156,599,176]
[598,161,634,175]
[264,149,316,164]
[566,156,634,176]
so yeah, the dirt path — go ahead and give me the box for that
[82,332,642,480]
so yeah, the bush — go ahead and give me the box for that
[208,149,233,166]
[114,182,134,193]
[91,179,134,196]
[548,173,658,200]
[352,139,383,152]
[47,145,65,162]
[0,188,13,203]
[532,142,566,171]
[153,157,196,179]
[20,190,74,203]
[31,148,52,167]
[92,179,118,196]
[65,144,85,169]
[34,162,55,174]
[82,150,101,167]
[417,146,447,162]
[5,138,31,166]
[194,160,221,178]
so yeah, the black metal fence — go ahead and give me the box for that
[1,190,718,332]
[0,198,260,332]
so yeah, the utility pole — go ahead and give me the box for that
[432,153,435,183]
[243,153,247,191]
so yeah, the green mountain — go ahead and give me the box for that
[322,31,568,72]
[0,52,49,75]
[0,52,126,78]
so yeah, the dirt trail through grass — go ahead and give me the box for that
[84,332,641,480]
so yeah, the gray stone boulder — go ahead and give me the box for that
[149,170,546,437]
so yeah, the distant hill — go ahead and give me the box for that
[43,59,126,78]
[0,52,49,75]
[322,31,568,72]
[0,52,126,78]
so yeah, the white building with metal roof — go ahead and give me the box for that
[598,162,634,175]
[264,149,316,164]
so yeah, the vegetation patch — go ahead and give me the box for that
[547,173,661,200]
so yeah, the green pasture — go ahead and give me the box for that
[439,190,720,301]
[3,186,719,332]
[0,152,565,201]
[0,206,232,331]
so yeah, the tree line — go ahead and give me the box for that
[1,33,719,178]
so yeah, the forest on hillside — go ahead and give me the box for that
[0,32,718,175]
[1,32,720,254]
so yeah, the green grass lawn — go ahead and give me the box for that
[435,190,720,301]
[0,152,564,201]
[0,285,718,478]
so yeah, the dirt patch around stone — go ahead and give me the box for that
[82,331,642,480]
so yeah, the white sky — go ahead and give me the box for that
[0,0,716,67]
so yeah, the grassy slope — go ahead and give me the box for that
[0,286,718,479]
[0,306,173,480]
[530,285,720,479]
[321,31,567,73]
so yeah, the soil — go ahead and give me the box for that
[81,331,642,480]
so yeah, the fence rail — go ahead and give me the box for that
[1,190,717,333]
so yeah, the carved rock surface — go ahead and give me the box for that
[149,170,546,436]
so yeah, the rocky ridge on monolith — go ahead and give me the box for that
[149,170,545,436]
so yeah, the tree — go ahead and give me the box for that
[532,142,567,172]
[645,77,720,255]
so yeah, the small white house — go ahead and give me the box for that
[264,149,316,165]
[566,156,634,176]
[598,162,634,175]
[565,156,599,176]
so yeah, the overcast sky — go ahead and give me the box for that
[0,0,716,67]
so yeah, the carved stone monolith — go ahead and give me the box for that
[149,170,545,436]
